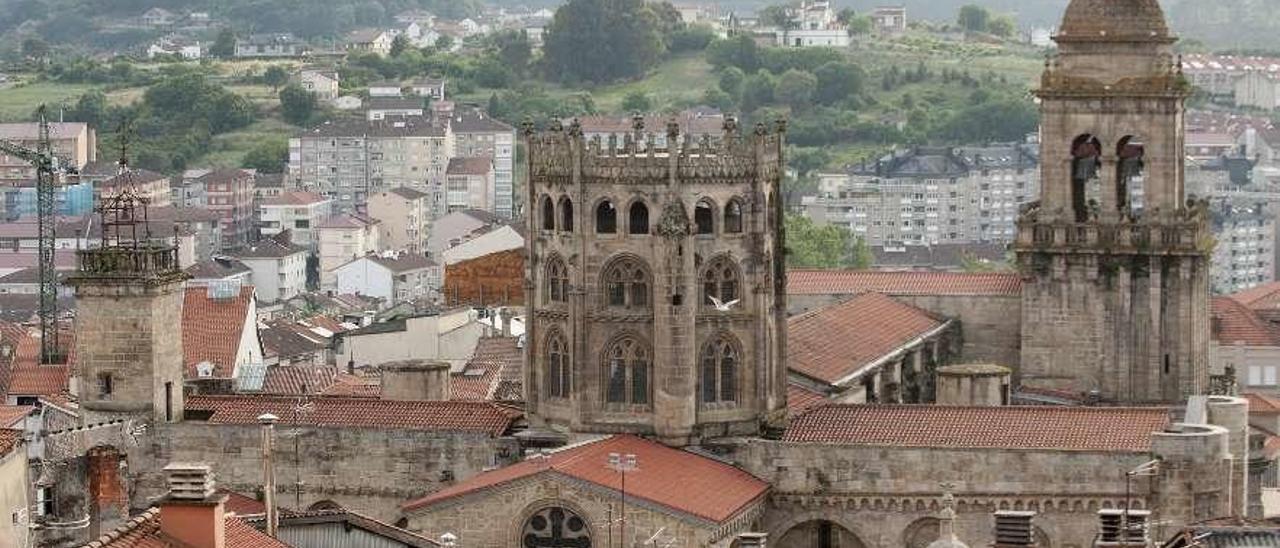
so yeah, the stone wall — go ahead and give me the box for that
[0,444,30,548]
[442,248,525,307]
[404,473,759,548]
[128,422,520,521]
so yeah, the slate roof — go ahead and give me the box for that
[235,238,306,259]
[787,270,1023,296]
[260,191,328,206]
[1212,297,1280,346]
[368,253,436,273]
[259,320,330,360]
[367,97,427,110]
[80,506,290,548]
[402,435,769,522]
[186,257,250,280]
[182,286,254,379]
[386,187,429,200]
[788,293,948,385]
[446,108,514,133]
[451,336,521,401]
[785,405,1172,452]
[318,213,380,229]
[185,395,518,434]
[446,156,493,176]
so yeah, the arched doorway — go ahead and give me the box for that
[777,519,867,548]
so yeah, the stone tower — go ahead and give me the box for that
[1016,0,1210,402]
[68,189,187,424]
[522,117,788,446]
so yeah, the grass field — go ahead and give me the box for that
[196,117,295,169]
[588,54,716,112]
[0,81,98,121]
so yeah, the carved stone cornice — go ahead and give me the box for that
[770,492,1147,514]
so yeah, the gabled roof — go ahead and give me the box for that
[341,253,436,274]
[1212,297,1280,347]
[0,405,32,428]
[446,108,514,133]
[185,395,518,434]
[219,489,267,516]
[402,435,769,522]
[182,285,255,379]
[259,365,374,398]
[196,169,253,185]
[787,383,827,416]
[318,213,380,229]
[259,321,330,360]
[451,336,520,401]
[186,257,250,280]
[446,156,493,176]
[1231,281,1280,310]
[8,364,70,397]
[260,191,328,206]
[234,238,306,259]
[787,270,1023,296]
[80,506,290,548]
[788,292,948,385]
[1246,393,1280,415]
[785,404,1172,452]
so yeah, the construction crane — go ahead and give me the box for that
[0,106,64,364]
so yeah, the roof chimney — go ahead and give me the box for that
[159,463,227,548]
[993,510,1036,547]
[380,360,451,401]
[1095,509,1150,547]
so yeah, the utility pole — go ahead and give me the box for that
[259,413,279,537]
[607,452,637,548]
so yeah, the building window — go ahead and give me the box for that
[724,199,743,233]
[694,199,715,234]
[541,195,554,231]
[35,486,53,516]
[595,199,617,234]
[522,507,591,546]
[700,335,739,403]
[628,201,649,235]
[546,257,569,303]
[702,256,739,307]
[545,330,571,399]
[602,257,648,309]
[1249,365,1277,386]
[97,373,113,400]
[604,336,650,405]
[559,196,574,232]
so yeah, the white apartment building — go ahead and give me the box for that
[257,190,333,251]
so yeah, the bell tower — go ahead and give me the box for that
[1016,0,1210,402]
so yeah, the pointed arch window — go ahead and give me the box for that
[604,336,650,405]
[545,331,570,399]
[541,195,555,231]
[596,199,617,234]
[629,201,649,235]
[1071,134,1102,223]
[559,196,574,233]
[724,199,743,233]
[702,256,740,308]
[700,335,739,403]
[603,258,649,309]
[545,257,569,303]
[694,199,715,234]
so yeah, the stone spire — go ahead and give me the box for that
[928,483,969,548]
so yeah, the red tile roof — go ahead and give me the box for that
[0,429,21,457]
[182,286,255,379]
[787,270,1022,296]
[219,489,267,516]
[0,405,32,428]
[788,293,947,385]
[8,364,70,397]
[787,383,828,416]
[1246,393,1280,415]
[1212,297,1280,346]
[451,337,521,401]
[262,366,343,395]
[1231,281,1280,309]
[81,506,290,548]
[185,395,518,435]
[785,404,1172,452]
[403,435,769,522]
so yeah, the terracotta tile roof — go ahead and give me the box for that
[182,286,255,379]
[788,293,947,385]
[0,320,38,396]
[787,383,828,416]
[1212,297,1280,346]
[0,429,21,457]
[451,337,521,401]
[259,320,329,361]
[784,404,1172,452]
[185,395,518,434]
[321,375,381,398]
[0,405,33,428]
[787,270,1022,296]
[1232,281,1280,311]
[8,364,70,397]
[261,366,343,395]
[261,191,328,206]
[1246,393,1280,415]
[219,489,267,516]
[403,435,769,522]
[80,506,290,548]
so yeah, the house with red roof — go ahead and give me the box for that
[182,284,262,383]
[1213,295,1280,397]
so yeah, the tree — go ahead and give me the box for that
[835,8,858,25]
[262,65,289,92]
[847,15,873,35]
[390,34,411,57]
[784,214,858,269]
[788,147,830,178]
[242,138,289,173]
[759,5,796,43]
[493,29,532,75]
[487,93,502,117]
[718,66,745,97]
[543,0,667,84]
[740,70,776,112]
[988,15,1015,38]
[435,35,454,51]
[21,37,49,61]
[851,236,874,269]
[621,91,653,113]
[209,28,235,58]
[702,88,733,110]
[706,35,760,72]
[813,62,864,105]
[279,83,318,126]
[957,4,990,33]
[774,69,817,109]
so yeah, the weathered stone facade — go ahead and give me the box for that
[1016,0,1211,403]
[522,118,789,445]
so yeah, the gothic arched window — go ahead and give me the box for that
[694,199,715,234]
[522,507,591,548]
[629,201,649,235]
[559,196,574,233]
[545,330,570,399]
[700,335,739,403]
[724,199,744,233]
[545,256,569,303]
[1071,134,1102,223]
[1116,136,1145,218]
[595,199,617,234]
[702,256,740,308]
[541,195,555,231]
[602,257,649,309]
[604,336,650,405]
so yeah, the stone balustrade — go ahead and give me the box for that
[1015,220,1208,255]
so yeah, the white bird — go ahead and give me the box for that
[708,296,740,312]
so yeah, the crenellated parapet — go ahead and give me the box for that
[524,116,786,185]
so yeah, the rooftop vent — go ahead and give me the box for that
[163,463,215,500]
[1097,509,1149,546]
[993,510,1036,547]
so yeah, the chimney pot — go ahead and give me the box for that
[160,463,227,548]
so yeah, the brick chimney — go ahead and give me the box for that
[993,510,1036,547]
[158,463,227,548]
[736,532,768,547]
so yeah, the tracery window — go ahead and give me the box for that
[522,507,591,548]
[702,256,740,308]
[602,258,649,309]
[545,330,571,399]
[545,257,569,303]
[604,336,650,405]
[700,335,739,403]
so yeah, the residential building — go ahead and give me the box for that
[149,205,224,262]
[234,236,308,303]
[1211,201,1275,294]
[140,7,175,26]
[253,173,286,200]
[299,69,340,102]
[425,208,504,259]
[1187,131,1240,161]
[366,97,426,120]
[336,307,485,368]
[1183,54,1280,99]
[0,179,93,220]
[346,28,394,55]
[806,144,1040,247]
[368,81,404,97]
[170,173,206,207]
[1210,296,1280,397]
[235,33,307,57]
[0,429,28,548]
[0,122,96,185]
[1234,70,1280,110]
[146,35,202,59]
[444,156,494,212]
[446,108,514,217]
[257,190,333,250]
[409,77,446,100]
[870,6,907,34]
[184,257,252,286]
[317,213,381,287]
[182,283,261,383]
[333,252,436,305]
[367,187,430,253]
[774,0,850,47]
[441,223,523,266]
[289,117,453,213]
[198,169,255,250]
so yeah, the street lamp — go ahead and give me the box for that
[607,452,638,548]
